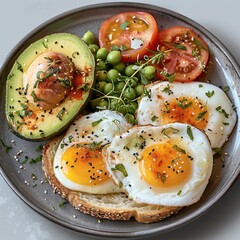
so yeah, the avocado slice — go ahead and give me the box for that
[5,33,95,141]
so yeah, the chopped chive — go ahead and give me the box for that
[92,118,103,127]
[196,111,207,120]
[187,126,194,141]
[112,163,128,177]
[172,145,186,154]
[205,90,215,98]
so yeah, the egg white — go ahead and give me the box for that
[137,81,237,149]
[104,123,213,206]
[54,110,131,194]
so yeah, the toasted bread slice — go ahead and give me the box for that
[42,136,182,223]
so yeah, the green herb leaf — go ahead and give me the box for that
[89,141,103,150]
[57,108,66,121]
[92,118,103,127]
[177,190,182,196]
[120,21,130,30]
[193,38,208,51]
[162,84,173,95]
[216,106,229,118]
[143,88,151,99]
[160,71,176,83]
[59,200,68,208]
[29,155,42,164]
[35,144,43,152]
[222,86,230,93]
[0,139,12,153]
[172,145,186,154]
[16,61,23,72]
[161,127,180,138]
[196,111,207,120]
[157,172,167,183]
[198,84,204,88]
[31,91,43,102]
[112,163,128,177]
[187,126,194,141]
[177,98,193,109]
[42,42,48,49]
[164,41,187,51]
[118,181,123,188]
[212,147,221,154]
[205,90,215,98]
[151,115,158,122]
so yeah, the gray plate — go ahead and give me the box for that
[0,2,239,239]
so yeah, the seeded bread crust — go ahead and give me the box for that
[42,136,182,223]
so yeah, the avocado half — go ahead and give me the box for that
[5,33,95,141]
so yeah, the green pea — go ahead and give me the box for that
[107,50,121,65]
[118,105,128,115]
[103,82,114,94]
[97,70,108,82]
[82,31,95,44]
[88,44,100,54]
[96,48,109,60]
[96,60,108,71]
[129,101,138,111]
[96,81,107,92]
[97,99,108,109]
[134,84,144,96]
[143,66,156,80]
[115,81,125,91]
[125,113,136,124]
[113,62,125,73]
[125,65,136,76]
[123,87,136,100]
[128,78,138,87]
[107,69,119,83]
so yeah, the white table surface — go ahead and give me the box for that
[0,0,239,239]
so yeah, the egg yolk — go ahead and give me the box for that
[61,144,110,186]
[161,96,208,131]
[139,140,192,188]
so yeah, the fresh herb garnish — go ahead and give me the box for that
[205,90,215,98]
[161,127,179,138]
[164,41,187,51]
[177,190,182,196]
[59,200,68,208]
[35,144,43,152]
[187,126,194,141]
[29,155,42,164]
[92,118,103,127]
[216,106,229,118]
[196,111,207,120]
[120,21,130,30]
[162,84,173,95]
[177,98,193,109]
[157,172,167,183]
[0,139,12,153]
[151,115,158,122]
[172,145,186,154]
[57,108,66,121]
[16,61,23,72]
[112,163,128,177]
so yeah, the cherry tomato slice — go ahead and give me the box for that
[98,12,158,63]
[154,26,209,82]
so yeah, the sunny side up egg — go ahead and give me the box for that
[54,110,132,194]
[137,81,237,149]
[104,123,213,206]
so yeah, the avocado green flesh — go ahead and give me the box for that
[5,33,95,141]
